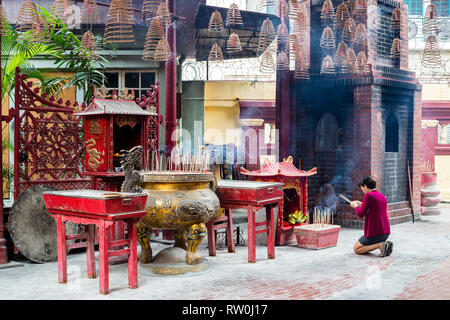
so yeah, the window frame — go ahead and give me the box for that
[103,70,158,99]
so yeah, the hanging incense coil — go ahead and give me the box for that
[355,51,369,75]
[334,41,348,68]
[292,8,308,36]
[343,0,355,16]
[258,0,277,11]
[208,42,224,62]
[277,0,288,19]
[0,4,8,35]
[354,23,367,47]
[294,51,309,80]
[143,0,162,17]
[16,1,49,42]
[288,0,299,20]
[52,0,72,23]
[260,50,276,73]
[81,0,100,25]
[208,10,224,33]
[320,0,335,24]
[80,31,98,59]
[125,0,135,25]
[287,34,300,61]
[334,3,350,30]
[227,32,243,53]
[353,0,367,18]
[226,3,243,27]
[143,17,165,60]
[320,26,336,50]
[423,4,441,34]
[277,22,289,45]
[390,37,401,60]
[390,7,401,31]
[104,0,135,44]
[154,38,172,61]
[342,48,356,74]
[156,2,171,29]
[342,18,356,44]
[276,51,289,71]
[320,55,335,75]
[257,18,276,55]
[421,34,442,68]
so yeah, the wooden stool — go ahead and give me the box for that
[207,208,235,256]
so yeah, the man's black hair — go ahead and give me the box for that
[358,175,376,189]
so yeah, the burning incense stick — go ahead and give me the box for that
[338,193,352,204]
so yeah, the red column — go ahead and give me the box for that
[165,0,177,157]
[0,32,7,264]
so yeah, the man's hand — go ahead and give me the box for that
[350,201,362,208]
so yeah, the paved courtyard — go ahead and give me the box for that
[1,204,450,302]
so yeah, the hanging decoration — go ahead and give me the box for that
[390,7,401,31]
[277,22,289,45]
[276,51,289,71]
[334,3,350,30]
[258,0,276,11]
[142,0,162,18]
[125,0,135,25]
[258,18,276,55]
[156,2,171,29]
[390,37,401,60]
[81,0,100,25]
[227,32,243,53]
[52,0,72,23]
[342,18,356,44]
[334,41,348,69]
[226,3,243,27]
[16,1,49,42]
[354,23,367,47]
[104,0,135,44]
[320,0,335,25]
[342,47,356,74]
[80,31,98,59]
[320,26,336,50]
[277,0,288,19]
[154,38,172,61]
[294,51,309,80]
[343,0,356,16]
[260,49,276,73]
[287,33,300,61]
[208,10,224,33]
[288,0,299,20]
[355,51,369,75]
[143,17,165,60]
[422,4,441,34]
[421,34,442,68]
[320,55,335,75]
[0,4,8,35]
[208,42,224,62]
[353,0,367,18]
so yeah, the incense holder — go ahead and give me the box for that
[293,224,341,249]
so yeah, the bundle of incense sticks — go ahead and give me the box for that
[338,193,352,204]
[149,147,211,173]
[313,207,333,225]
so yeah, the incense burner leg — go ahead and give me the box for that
[174,230,187,250]
[137,222,153,263]
[185,223,206,265]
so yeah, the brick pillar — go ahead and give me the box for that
[412,88,423,218]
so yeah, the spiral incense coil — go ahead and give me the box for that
[355,51,369,75]
[288,0,299,20]
[294,51,309,80]
[277,0,288,18]
[143,0,162,18]
[260,50,276,73]
[342,48,356,74]
[208,10,224,33]
[320,26,336,50]
[353,0,367,17]
[104,0,135,44]
[81,0,100,25]
[276,51,289,71]
[390,7,401,31]
[52,0,72,23]
[258,0,277,11]
[143,17,165,60]
[342,18,356,44]
[423,4,441,34]
[287,34,300,61]
[292,10,308,36]
[390,37,401,59]
[343,0,355,16]
[354,23,367,47]
[226,3,243,27]
[0,4,8,35]
[208,42,224,62]
[277,22,289,45]
[334,3,350,30]
[320,55,335,75]
[16,1,49,42]
[257,18,276,55]
[80,31,98,59]
[227,32,243,53]
[125,0,135,25]
[320,0,335,24]
[421,34,442,68]
[334,41,348,68]
[156,2,171,29]
[154,38,172,61]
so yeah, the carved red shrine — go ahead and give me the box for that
[240,159,317,245]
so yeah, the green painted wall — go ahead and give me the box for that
[181,81,205,154]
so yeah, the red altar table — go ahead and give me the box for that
[42,190,147,295]
[210,180,284,263]
[241,160,317,245]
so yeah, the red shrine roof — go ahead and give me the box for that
[240,162,317,177]
[75,99,157,116]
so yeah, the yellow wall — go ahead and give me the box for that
[435,155,450,200]
[422,83,450,101]
[204,81,276,146]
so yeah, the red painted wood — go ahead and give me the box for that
[56,214,67,284]
[225,209,235,253]
[247,209,256,263]
[266,206,275,259]
[86,225,96,279]
[127,220,138,289]
[207,219,217,256]
[98,221,110,295]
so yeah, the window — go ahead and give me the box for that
[403,0,423,16]
[431,0,449,17]
[104,71,157,100]
[385,113,399,152]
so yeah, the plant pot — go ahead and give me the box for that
[293,224,341,250]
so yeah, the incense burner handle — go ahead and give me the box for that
[210,175,217,192]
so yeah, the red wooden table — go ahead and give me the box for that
[43,190,147,295]
[211,180,284,263]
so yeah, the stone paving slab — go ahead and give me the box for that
[0,205,450,301]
